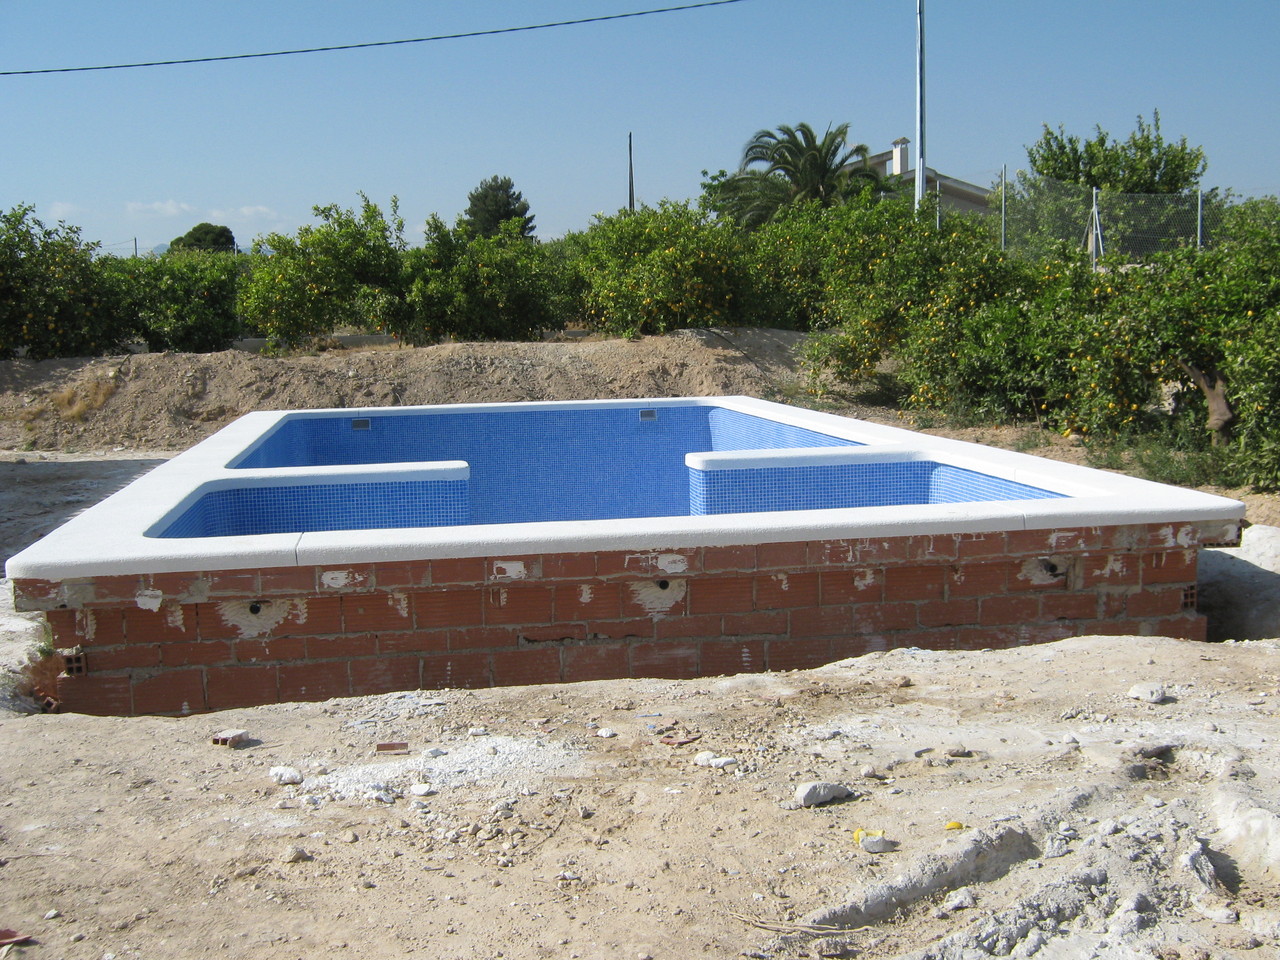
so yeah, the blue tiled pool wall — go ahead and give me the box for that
[228,406,860,525]
[690,461,1064,515]
[159,480,469,538]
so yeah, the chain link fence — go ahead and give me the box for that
[995,174,1228,262]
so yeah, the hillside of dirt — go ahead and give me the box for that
[2,330,1279,959]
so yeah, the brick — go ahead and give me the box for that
[484,585,554,624]
[85,608,126,645]
[492,647,562,687]
[850,602,917,634]
[1082,554,1140,587]
[125,605,196,643]
[722,609,788,637]
[133,668,206,716]
[1040,592,1101,621]
[421,652,491,690]
[952,532,1009,559]
[598,549,699,578]
[688,577,754,615]
[809,539,857,566]
[979,594,1041,626]
[1008,557,1070,592]
[542,553,598,579]
[160,639,234,667]
[631,641,699,679]
[756,540,809,571]
[701,544,758,572]
[563,644,630,683]
[343,593,413,633]
[149,572,212,600]
[848,537,914,564]
[414,588,484,629]
[1126,586,1187,618]
[1141,549,1197,585]
[380,630,448,655]
[829,635,875,660]
[288,597,344,635]
[768,637,834,672]
[371,560,432,589]
[307,633,379,660]
[906,535,956,561]
[56,674,133,716]
[350,656,420,696]
[448,626,519,651]
[947,562,1008,598]
[755,571,820,609]
[790,605,854,638]
[918,599,980,628]
[93,575,148,602]
[429,558,487,584]
[10,578,62,609]
[1145,614,1206,641]
[88,644,162,671]
[203,569,262,595]
[883,566,945,601]
[277,660,350,702]
[206,664,278,711]
[1003,529,1059,555]
[45,609,82,646]
[818,569,881,605]
[235,636,307,663]
[654,614,721,640]
[553,582,622,621]
[700,639,765,676]
[257,567,316,594]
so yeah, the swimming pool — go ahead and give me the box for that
[5,396,1245,716]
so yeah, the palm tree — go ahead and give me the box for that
[711,122,889,228]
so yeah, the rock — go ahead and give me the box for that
[942,887,977,912]
[860,833,896,853]
[1126,682,1166,704]
[340,830,359,843]
[280,845,312,863]
[693,751,718,766]
[1198,524,1280,641]
[409,783,434,797]
[795,782,853,807]
[858,765,882,780]
[424,747,447,757]
[596,728,617,739]
[269,766,303,785]
[468,727,488,737]
[43,908,60,920]
[944,744,972,758]
[709,756,738,769]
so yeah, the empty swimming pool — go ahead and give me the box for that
[5,396,1245,716]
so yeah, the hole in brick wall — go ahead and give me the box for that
[1182,585,1198,610]
[249,601,263,615]
[656,580,670,590]
[62,650,86,676]
[1036,557,1065,578]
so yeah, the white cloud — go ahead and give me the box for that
[126,200,195,217]
[208,204,279,221]
[47,201,81,221]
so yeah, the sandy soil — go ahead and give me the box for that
[1,332,1278,959]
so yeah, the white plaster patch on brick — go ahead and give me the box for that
[134,588,164,611]
[1154,524,1192,548]
[78,609,95,642]
[824,543,856,564]
[740,646,755,670]
[217,599,295,638]
[853,569,878,591]
[1017,556,1065,586]
[494,587,509,608]
[578,584,594,605]
[492,561,527,581]
[773,573,790,591]
[389,591,409,618]
[657,553,689,574]
[1098,556,1127,579]
[164,602,185,632]
[321,569,366,589]
[629,579,686,615]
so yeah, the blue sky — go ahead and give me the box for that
[2,0,1274,253]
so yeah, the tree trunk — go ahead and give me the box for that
[1178,360,1234,447]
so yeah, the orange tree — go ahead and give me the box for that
[0,204,135,359]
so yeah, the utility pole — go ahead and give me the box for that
[628,132,635,212]
[914,0,926,212]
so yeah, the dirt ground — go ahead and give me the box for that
[1,331,1278,959]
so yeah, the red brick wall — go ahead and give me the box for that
[10,521,1234,716]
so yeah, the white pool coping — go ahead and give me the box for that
[4,396,1245,580]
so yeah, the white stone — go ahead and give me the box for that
[693,751,718,767]
[269,766,303,785]
[860,833,895,853]
[280,845,311,863]
[795,782,853,807]
[709,756,738,769]
[409,783,434,797]
[1126,682,1166,704]
[596,728,617,739]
